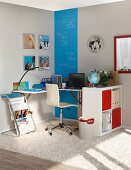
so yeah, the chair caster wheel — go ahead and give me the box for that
[69,132,72,135]
[74,128,79,131]
[49,131,52,136]
[45,128,48,131]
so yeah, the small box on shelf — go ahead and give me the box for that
[13,82,19,90]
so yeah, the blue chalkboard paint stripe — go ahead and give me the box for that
[54,8,78,120]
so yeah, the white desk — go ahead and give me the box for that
[13,89,46,94]
[13,88,82,93]
[13,88,82,105]
[12,89,46,99]
[60,88,82,92]
[13,88,82,108]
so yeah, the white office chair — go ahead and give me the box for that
[45,83,78,135]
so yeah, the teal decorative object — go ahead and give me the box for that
[20,81,29,90]
[88,71,100,86]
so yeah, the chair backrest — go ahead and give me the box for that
[46,84,60,107]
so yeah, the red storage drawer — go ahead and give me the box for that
[102,90,111,111]
[112,108,121,129]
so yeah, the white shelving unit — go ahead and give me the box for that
[79,85,122,139]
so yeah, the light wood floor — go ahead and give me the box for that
[0,149,84,170]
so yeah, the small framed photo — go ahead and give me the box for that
[24,56,35,70]
[23,33,35,49]
[38,56,49,70]
[38,35,49,50]
[88,35,104,53]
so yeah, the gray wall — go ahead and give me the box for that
[0,2,54,132]
[78,0,131,127]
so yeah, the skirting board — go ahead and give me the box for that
[122,126,131,129]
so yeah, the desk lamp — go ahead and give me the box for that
[18,67,39,85]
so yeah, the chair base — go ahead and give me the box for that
[45,108,78,136]
[45,122,78,136]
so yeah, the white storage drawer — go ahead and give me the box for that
[112,89,120,109]
[102,111,112,133]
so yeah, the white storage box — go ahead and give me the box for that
[102,111,111,133]
[112,89,120,109]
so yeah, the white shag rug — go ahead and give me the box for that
[0,121,131,170]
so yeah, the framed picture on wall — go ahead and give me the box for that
[88,35,104,53]
[38,35,49,50]
[38,56,49,70]
[23,33,35,49]
[24,56,35,70]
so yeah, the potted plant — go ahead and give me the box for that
[98,69,113,86]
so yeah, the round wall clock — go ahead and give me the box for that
[88,35,104,53]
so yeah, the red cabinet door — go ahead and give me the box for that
[112,108,121,129]
[102,90,111,111]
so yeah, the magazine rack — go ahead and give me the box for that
[2,93,35,136]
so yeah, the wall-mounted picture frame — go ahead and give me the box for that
[38,35,49,50]
[23,33,35,49]
[38,56,49,70]
[88,35,104,53]
[24,56,35,70]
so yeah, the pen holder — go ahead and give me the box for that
[62,83,66,89]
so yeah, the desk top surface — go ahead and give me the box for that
[13,88,82,94]
[9,85,122,96]
[12,89,46,94]
[60,88,82,92]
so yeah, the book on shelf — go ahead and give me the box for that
[13,82,19,90]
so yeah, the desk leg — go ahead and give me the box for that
[69,91,82,118]
[20,93,31,100]
[25,93,31,100]
[78,91,82,118]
